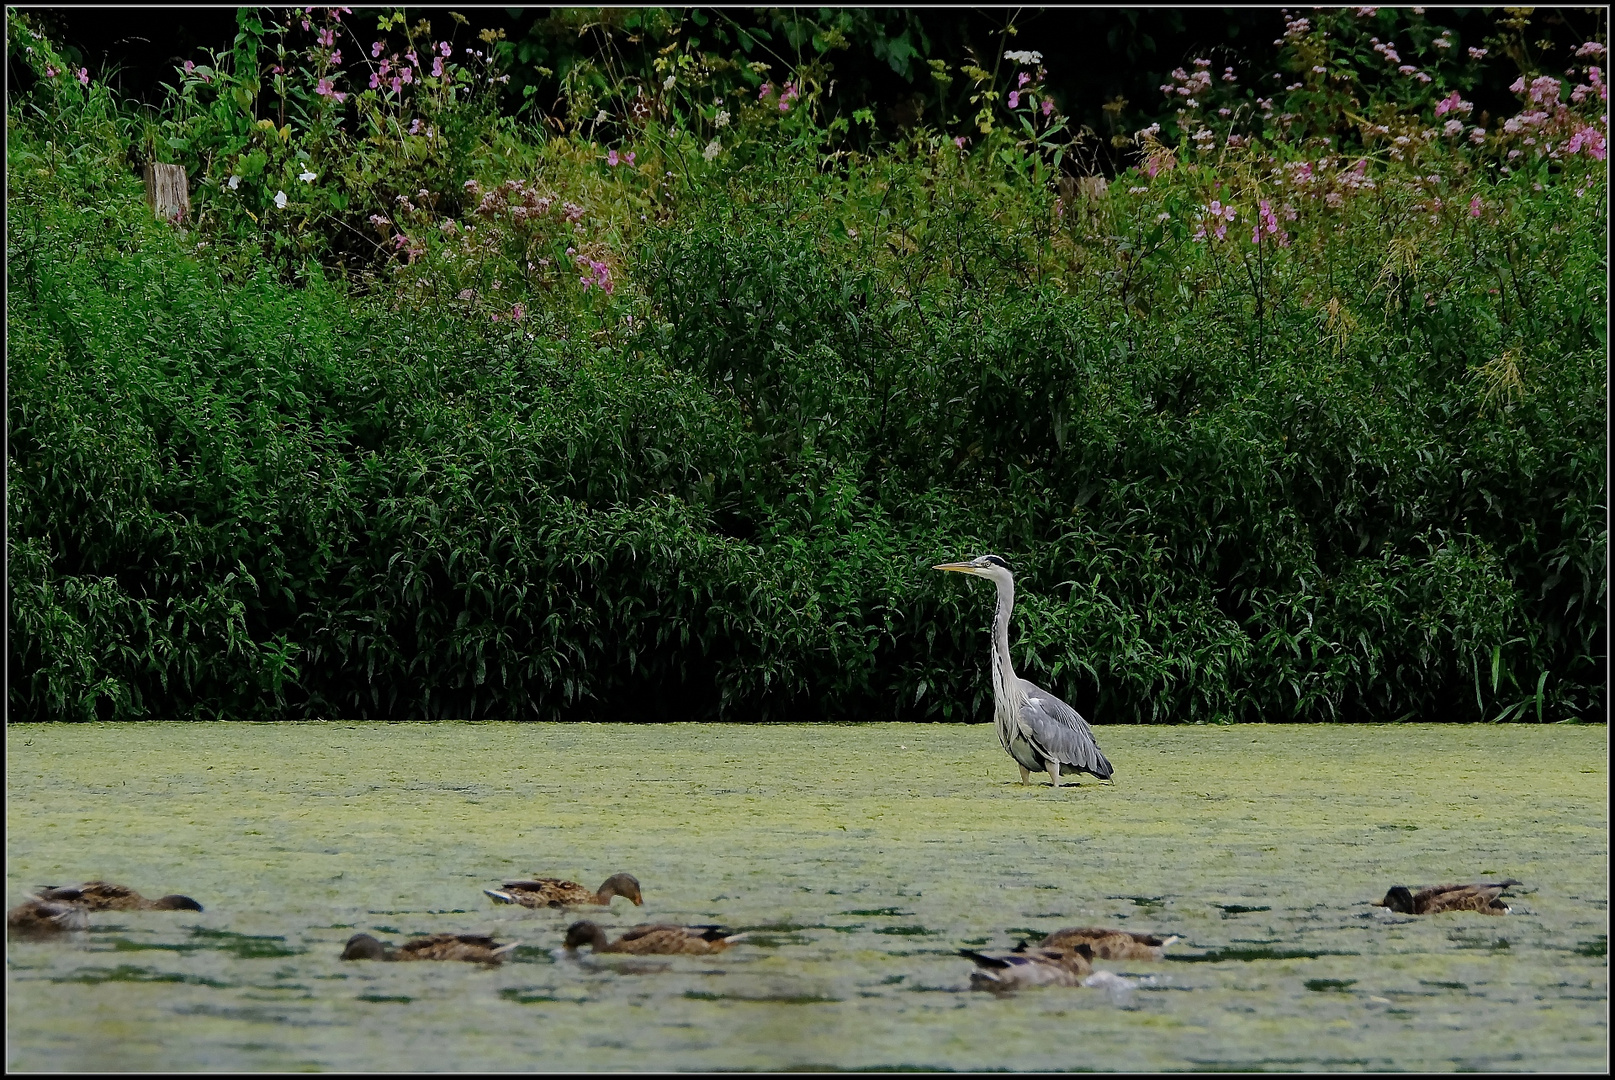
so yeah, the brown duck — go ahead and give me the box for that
[964,943,1095,990]
[33,881,203,912]
[1035,927,1181,960]
[340,932,520,964]
[7,898,91,937]
[563,919,747,956]
[1374,880,1522,915]
[484,873,643,909]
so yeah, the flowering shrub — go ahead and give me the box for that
[6,8,1606,725]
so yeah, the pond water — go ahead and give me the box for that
[6,722,1607,1072]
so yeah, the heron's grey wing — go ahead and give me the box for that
[1018,680,1113,779]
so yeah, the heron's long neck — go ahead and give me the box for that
[990,577,1020,715]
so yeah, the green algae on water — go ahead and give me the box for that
[6,722,1608,1072]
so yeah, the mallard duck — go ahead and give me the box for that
[963,942,1094,990]
[7,898,91,936]
[1374,879,1522,915]
[484,873,642,909]
[563,919,747,955]
[33,881,202,912]
[1035,927,1181,960]
[340,932,520,964]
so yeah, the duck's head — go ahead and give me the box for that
[1375,886,1415,914]
[600,873,643,906]
[564,920,610,951]
[154,894,204,912]
[933,554,1014,586]
[340,933,389,961]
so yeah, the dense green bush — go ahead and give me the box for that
[7,9,1606,724]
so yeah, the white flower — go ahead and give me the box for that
[1004,50,1043,65]
[594,109,607,122]
[273,190,288,209]
[714,109,730,128]
[299,170,317,182]
[663,74,676,90]
[703,138,721,161]
[228,175,240,189]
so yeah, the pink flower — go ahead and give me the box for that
[1042,98,1054,117]
[1469,196,1482,217]
[318,27,334,48]
[432,57,444,78]
[389,76,402,94]
[1444,119,1464,135]
[372,41,384,58]
[401,66,412,84]
[182,60,193,76]
[1575,41,1607,59]
[1008,90,1020,109]
[439,41,452,57]
[314,77,346,102]
[1434,91,1471,117]
[1469,127,1487,144]
[44,63,58,78]
[953,136,967,148]
[607,149,619,166]
[1017,71,1030,88]
[1398,64,1418,76]
[511,303,525,322]
[379,58,391,77]
[1468,47,1488,60]
[329,49,341,65]
[408,118,421,134]
[626,151,635,165]
[758,82,771,98]
[76,67,89,86]
[406,50,418,67]
[1509,76,1526,94]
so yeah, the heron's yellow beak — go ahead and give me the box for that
[933,561,980,574]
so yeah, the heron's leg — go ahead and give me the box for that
[1047,760,1061,788]
[1018,765,1031,786]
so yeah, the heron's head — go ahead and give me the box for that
[933,554,1014,585]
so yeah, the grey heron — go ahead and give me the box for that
[934,554,1114,786]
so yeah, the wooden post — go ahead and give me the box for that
[142,163,190,224]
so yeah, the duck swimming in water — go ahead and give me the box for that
[7,898,91,937]
[1035,927,1181,961]
[340,932,520,964]
[484,873,643,909]
[963,942,1095,990]
[563,919,747,955]
[1374,880,1522,915]
[33,881,202,912]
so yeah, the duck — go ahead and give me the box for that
[1034,927,1181,960]
[484,873,643,909]
[33,881,203,912]
[963,942,1094,990]
[563,919,747,955]
[1373,879,1522,915]
[7,898,91,936]
[340,932,520,964]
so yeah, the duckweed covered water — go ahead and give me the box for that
[6,722,1607,1072]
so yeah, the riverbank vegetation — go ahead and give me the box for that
[7,7,1606,723]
